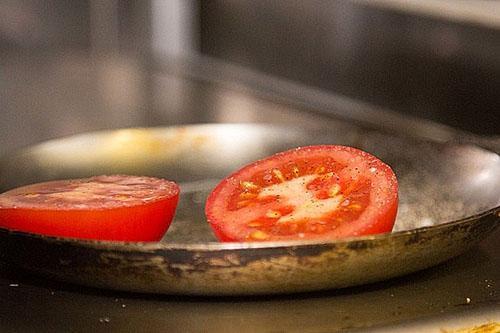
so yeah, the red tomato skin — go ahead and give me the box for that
[205,145,398,242]
[0,176,180,242]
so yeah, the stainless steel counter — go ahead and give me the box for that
[0,51,474,156]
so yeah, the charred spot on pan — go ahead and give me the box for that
[154,248,198,264]
[346,240,376,250]
[468,214,500,234]
[404,232,423,246]
[165,263,184,278]
[213,245,334,267]
[160,250,246,273]
[284,244,336,258]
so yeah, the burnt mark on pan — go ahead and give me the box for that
[134,243,341,277]
[402,211,499,247]
[346,240,378,250]
[404,231,423,246]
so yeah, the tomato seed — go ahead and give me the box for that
[349,203,362,210]
[272,169,285,182]
[292,166,300,177]
[239,192,257,200]
[247,221,262,227]
[315,166,326,174]
[249,230,269,240]
[265,210,281,218]
[329,184,341,197]
[240,181,259,190]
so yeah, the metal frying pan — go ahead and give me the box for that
[0,123,498,295]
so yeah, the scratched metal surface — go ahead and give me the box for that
[0,124,498,296]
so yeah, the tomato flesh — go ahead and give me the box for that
[0,175,180,241]
[205,145,398,242]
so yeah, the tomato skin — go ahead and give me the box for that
[205,145,398,242]
[0,175,180,241]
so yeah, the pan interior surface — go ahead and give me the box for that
[0,124,498,244]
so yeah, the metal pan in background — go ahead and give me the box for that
[0,123,498,295]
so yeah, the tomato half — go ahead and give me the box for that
[0,175,180,241]
[205,145,398,242]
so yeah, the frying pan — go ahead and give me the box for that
[0,123,498,296]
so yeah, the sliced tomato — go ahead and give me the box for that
[0,175,179,241]
[205,145,398,242]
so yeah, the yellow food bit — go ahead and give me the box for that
[247,221,262,228]
[292,166,300,177]
[349,203,362,210]
[249,230,270,240]
[265,210,281,218]
[443,322,500,333]
[272,169,285,182]
[329,184,341,197]
[315,166,326,174]
[240,181,259,190]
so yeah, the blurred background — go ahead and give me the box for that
[1,0,499,156]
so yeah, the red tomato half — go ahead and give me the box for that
[205,145,398,242]
[0,175,180,241]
